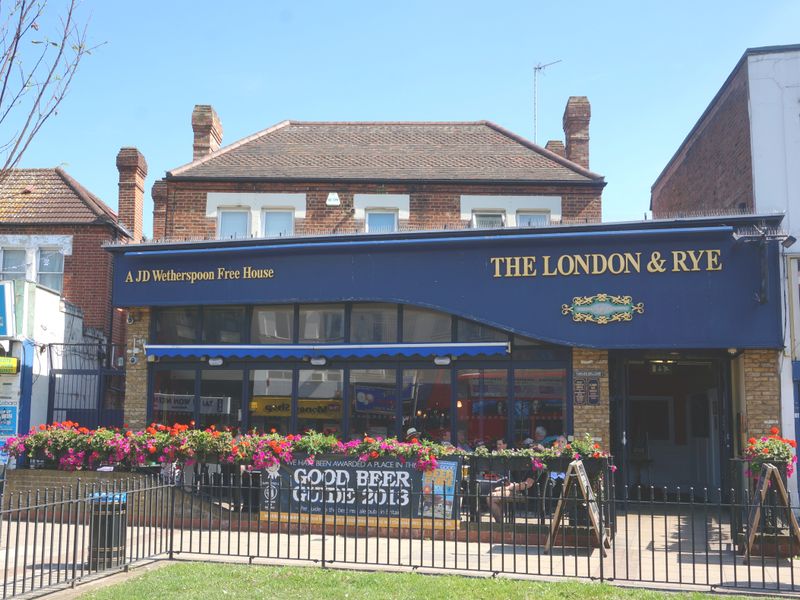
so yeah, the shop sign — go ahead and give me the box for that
[250,397,342,419]
[261,454,462,519]
[353,385,395,414]
[0,282,14,339]
[0,405,17,437]
[0,357,19,374]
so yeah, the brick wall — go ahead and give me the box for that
[571,348,610,446]
[153,180,603,241]
[124,307,150,429]
[651,63,754,216]
[743,349,781,438]
[0,223,121,337]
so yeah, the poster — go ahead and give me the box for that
[262,454,462,519]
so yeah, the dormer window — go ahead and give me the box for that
[218,210,249,239]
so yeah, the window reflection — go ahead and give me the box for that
[197,370,242,430]
[403,307,451,342]
[456,369,508,449]
[511,368,566,447]
[402,369,452,444]
[152,370,195,426]
[251,306,294,344]
[297,369,343,435]
[351,304,397,343]
[299,305,345,343]
[249,369,293,433]
[153,308,200,344]
[349,369,397,438]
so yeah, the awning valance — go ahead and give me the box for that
[144,342,510,360]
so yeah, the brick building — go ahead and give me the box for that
[151,98,603,243]
[108,97,785,495]
[650,45,799,492]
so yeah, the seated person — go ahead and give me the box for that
[488,470,537,523]
[456,429,473,452]
[533,425,560,448]
[495,437,508,452]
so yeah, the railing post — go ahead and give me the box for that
[168,473,177,560]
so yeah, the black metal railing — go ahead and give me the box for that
[1,465,798,597]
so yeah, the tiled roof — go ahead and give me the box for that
[169,121,604,183]
[0,168,125,231]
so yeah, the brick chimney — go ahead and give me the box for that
[545,140,565,157]
[191,105,223,160]
[562,96,591,169]
[116,147,147,243]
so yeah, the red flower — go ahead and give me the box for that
[370,451,379,459]
[123,423,129,429]
[270,428,277,434]
[147,445,156,454]
[748,437,756,445]
[770,426,780,435]
[38,424,46,430]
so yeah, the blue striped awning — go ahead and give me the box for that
[145,342,509,360]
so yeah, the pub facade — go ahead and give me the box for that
[110,102,785,494]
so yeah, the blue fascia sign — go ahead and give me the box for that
[109,224,783,350]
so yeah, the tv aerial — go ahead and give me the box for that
[533,59,562,144]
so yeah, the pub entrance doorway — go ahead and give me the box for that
[610,353,732,496]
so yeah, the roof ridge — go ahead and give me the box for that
[169,120,292,177]
[285,120,488,125]
[54,167,118,222]
[481,121,604,181]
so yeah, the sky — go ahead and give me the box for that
[13,1,800,237]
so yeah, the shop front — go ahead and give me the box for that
[109,216,784,488]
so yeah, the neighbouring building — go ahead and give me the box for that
[651,44,800,494]
[108,98,785,495]
[0,161,140,442]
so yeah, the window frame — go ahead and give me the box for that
[36,247,64,292]
[261,208,295,238]
[0,248,28,281]
[217,208,251,240]
[365,209,399,233]
[515,211,550,228]
[471,211,506,229]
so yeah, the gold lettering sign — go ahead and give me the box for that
[489,249,723,278]
[125,266,276,284]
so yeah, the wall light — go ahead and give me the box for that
[310,356,327,366]
[326,192,341,207]
[433,356,451,366]
[456,400,463,408]
[208,357,224,367]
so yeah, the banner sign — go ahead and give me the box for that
[153,393,231,415]
[110,224,782,349]
[261,454,462,519]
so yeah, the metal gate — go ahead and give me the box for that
[47,343,125,428]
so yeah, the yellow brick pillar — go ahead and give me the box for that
[124,307,151,430]
[742,349,781,438]
[571,348,610,446]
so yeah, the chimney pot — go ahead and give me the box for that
[191,105,223,161]
[544,140,566,158]
[562,96,591,169]
[116,147,147,243]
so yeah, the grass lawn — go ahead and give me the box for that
[78,562,774,600]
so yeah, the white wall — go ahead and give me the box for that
[748,49,800,505]
[748,49,800,237]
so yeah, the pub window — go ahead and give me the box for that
[37,248,64,292]
[251,305,294,344]
[152,369,196,427]
[365,210,398,233]
[403,307,451,343]
[249,369,293,434]
[299,304,345,343]
[153,307,200,344]
[350,303,397,343]
[349,368,397,437]
[402,369,452,444]
[262,210,294,238]
[297,368,343,435]
[218,210,250,239]
[197,369,243,430]
[202,306,246,344]
[511,368,566,447]
[516,211,549,228]
[471,212,505,229]
[456,318,509,343]
[1,249,26,280]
